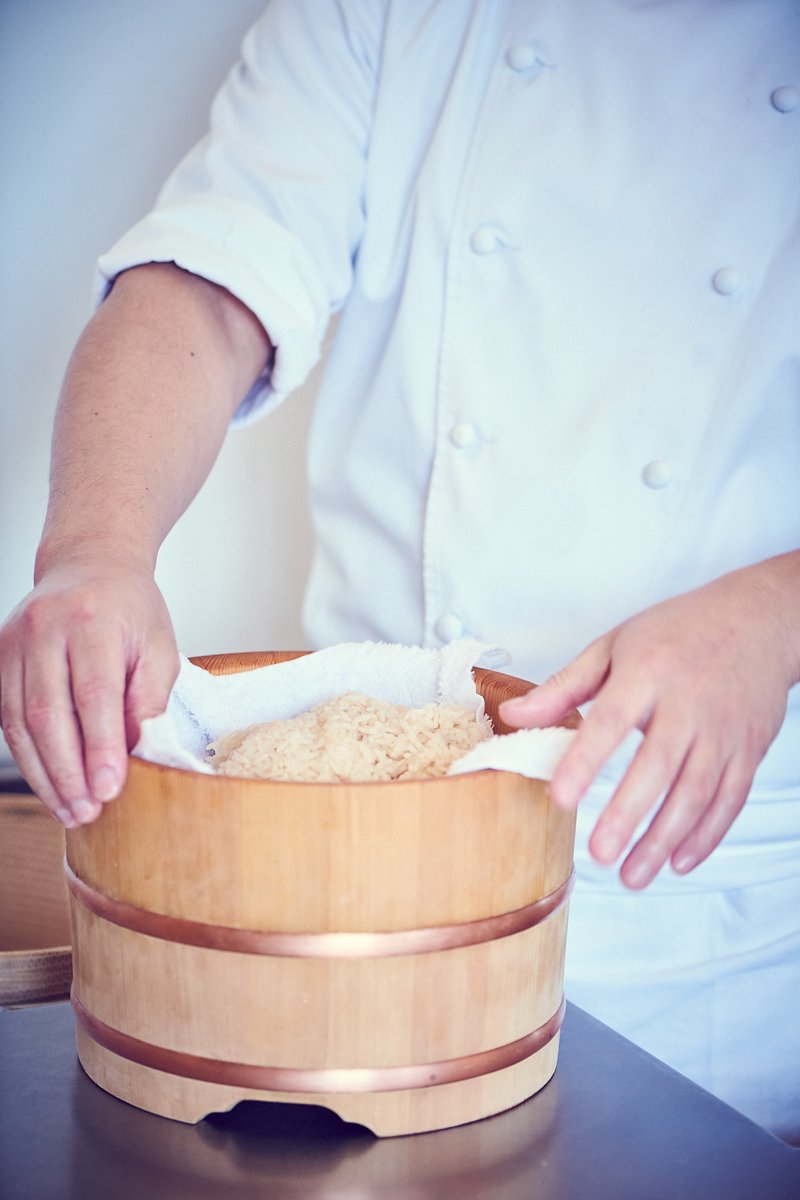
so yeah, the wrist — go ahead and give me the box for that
[34,530,157,584]
[746,551,800,687]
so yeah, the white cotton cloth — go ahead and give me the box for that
[133,639,576,781]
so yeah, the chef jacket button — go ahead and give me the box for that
[642,460,673,489]
[711,267,741,296]
[470,225,501,255]
[435,613,465,642]
[506,43,539,73]
[771,85,799,113]
[449,421,480,448]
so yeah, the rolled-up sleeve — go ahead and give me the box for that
[95,0,385,418]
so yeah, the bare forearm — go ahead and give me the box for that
[36,262,272,577]
[0,262,272,825]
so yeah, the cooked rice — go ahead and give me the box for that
[207,691,492,783]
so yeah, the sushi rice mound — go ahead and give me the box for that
[207,691,492,783]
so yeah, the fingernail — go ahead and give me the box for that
[549,775,581,811]
[623,859,653,889]
[72,799,96,823]
[591,828,622,863]
[672,853,695,875]
[55,807,78,828]
[92,766,119,802]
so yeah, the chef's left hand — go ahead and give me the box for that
[498,553,800,889]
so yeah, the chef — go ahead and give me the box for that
[0,0,798,1142]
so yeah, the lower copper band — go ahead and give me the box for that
[65,862,573,959]
[72,991,565,1094]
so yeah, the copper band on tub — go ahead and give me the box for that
[71,990,566,1094]
[65,862,573,959]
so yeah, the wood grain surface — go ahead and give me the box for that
[67,650,579,1135]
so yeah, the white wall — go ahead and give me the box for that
[0,1,316,763]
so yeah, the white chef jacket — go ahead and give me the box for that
[96,0,800,1140]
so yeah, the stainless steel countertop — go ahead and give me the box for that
[1,1001,797,1200]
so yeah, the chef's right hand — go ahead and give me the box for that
[0,561,179,827]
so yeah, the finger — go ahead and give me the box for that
[21,643,103,826]
[0,653,78,826]
[670,755,754,875]
[614,741,729,888]
[67,627,129,805]
[547,680,650,811]
[123,643,180,750]
[587,714,693,866]
[499,636,612,729]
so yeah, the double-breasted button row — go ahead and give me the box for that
[464,48,797,501]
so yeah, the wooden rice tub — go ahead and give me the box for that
[66,651,578,1136]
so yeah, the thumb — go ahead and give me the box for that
[124,643,181,751]
[498,636,611,728]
